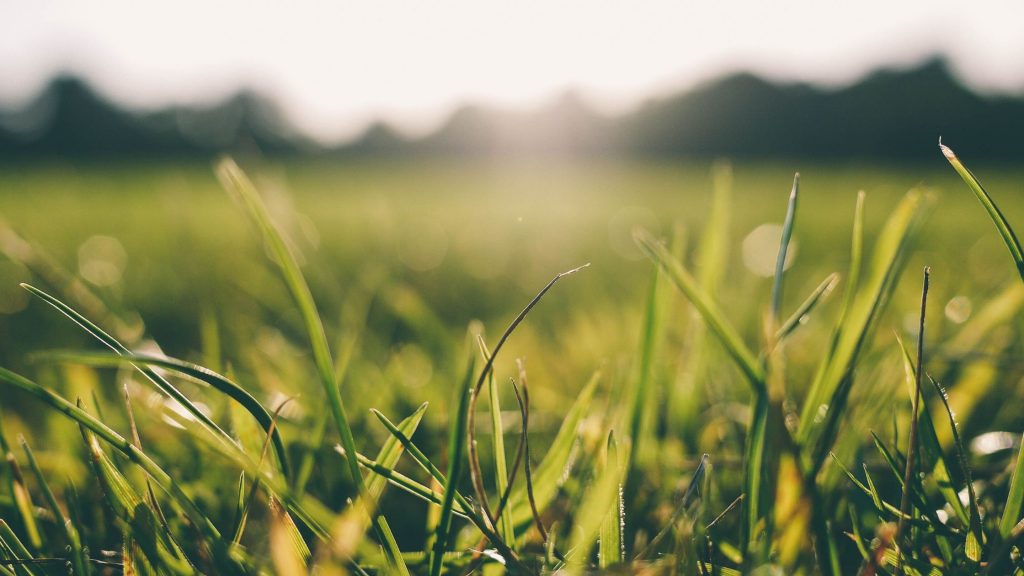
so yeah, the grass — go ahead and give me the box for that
[0,153,1022,573]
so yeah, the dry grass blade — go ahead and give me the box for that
[466,264,589,543]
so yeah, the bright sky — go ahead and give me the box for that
[2,1,1023,143]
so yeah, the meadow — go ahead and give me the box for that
[0,153,1022,574]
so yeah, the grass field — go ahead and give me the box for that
[0,154,1023,574]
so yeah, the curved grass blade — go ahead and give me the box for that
[20,284,234,451]
[940,143,1024,542]
[38,350,290,481]
[466,264,589,540]
[940,142,1024,282]
[216,160,357,478]
[217,158,405,572]
[634,229,764,392]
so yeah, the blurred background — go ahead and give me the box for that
[2,0,1024,472]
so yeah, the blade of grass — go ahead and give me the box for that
[940,141,1024,281]
[364,413,520,567]
[0,519,41,576]
[896,267,930,574]
[634,229,764,392]
[333,445,467,515]
[510,370,599,532]
[466,264,589,541]
[18,439,89,576]
[0,411,41,551]
[476,336,516,545]
[21,284,235,454]
[775,273,839,343]
[928,374,983,563]
[217,158,405,573]
[565,430,630,575]
[770,173,800,323]
[634,454,709,561]
[798,191,927,473]
[38,350,290,481]
[894,337,967,525]
[430,352,475,576]
[598,432,625,568]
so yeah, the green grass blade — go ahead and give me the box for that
[20,284,233,450]
[928,375,983,562]
[477,337,516,545]
[770,173,800,322]
[430,351,475,576]
[367,403,427,502]
[626,261,663,475]
[0,411,41,551]
[634,229,764,392]
[0,519,41,576]
[940,142,1024,282]
[669,162,732,434]
[38,350,290,481]
[334,445,468,516]
[566,431,630,575]
[217,159,404,571]
[1003,438,1024,539]
[19,438,89,576]
[798,190,928,472]
[894,337,968,525]
[775,273,839,342]
[216,160,360,482]
[598,432,625,568]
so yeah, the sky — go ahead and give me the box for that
[2,1,1023,143]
